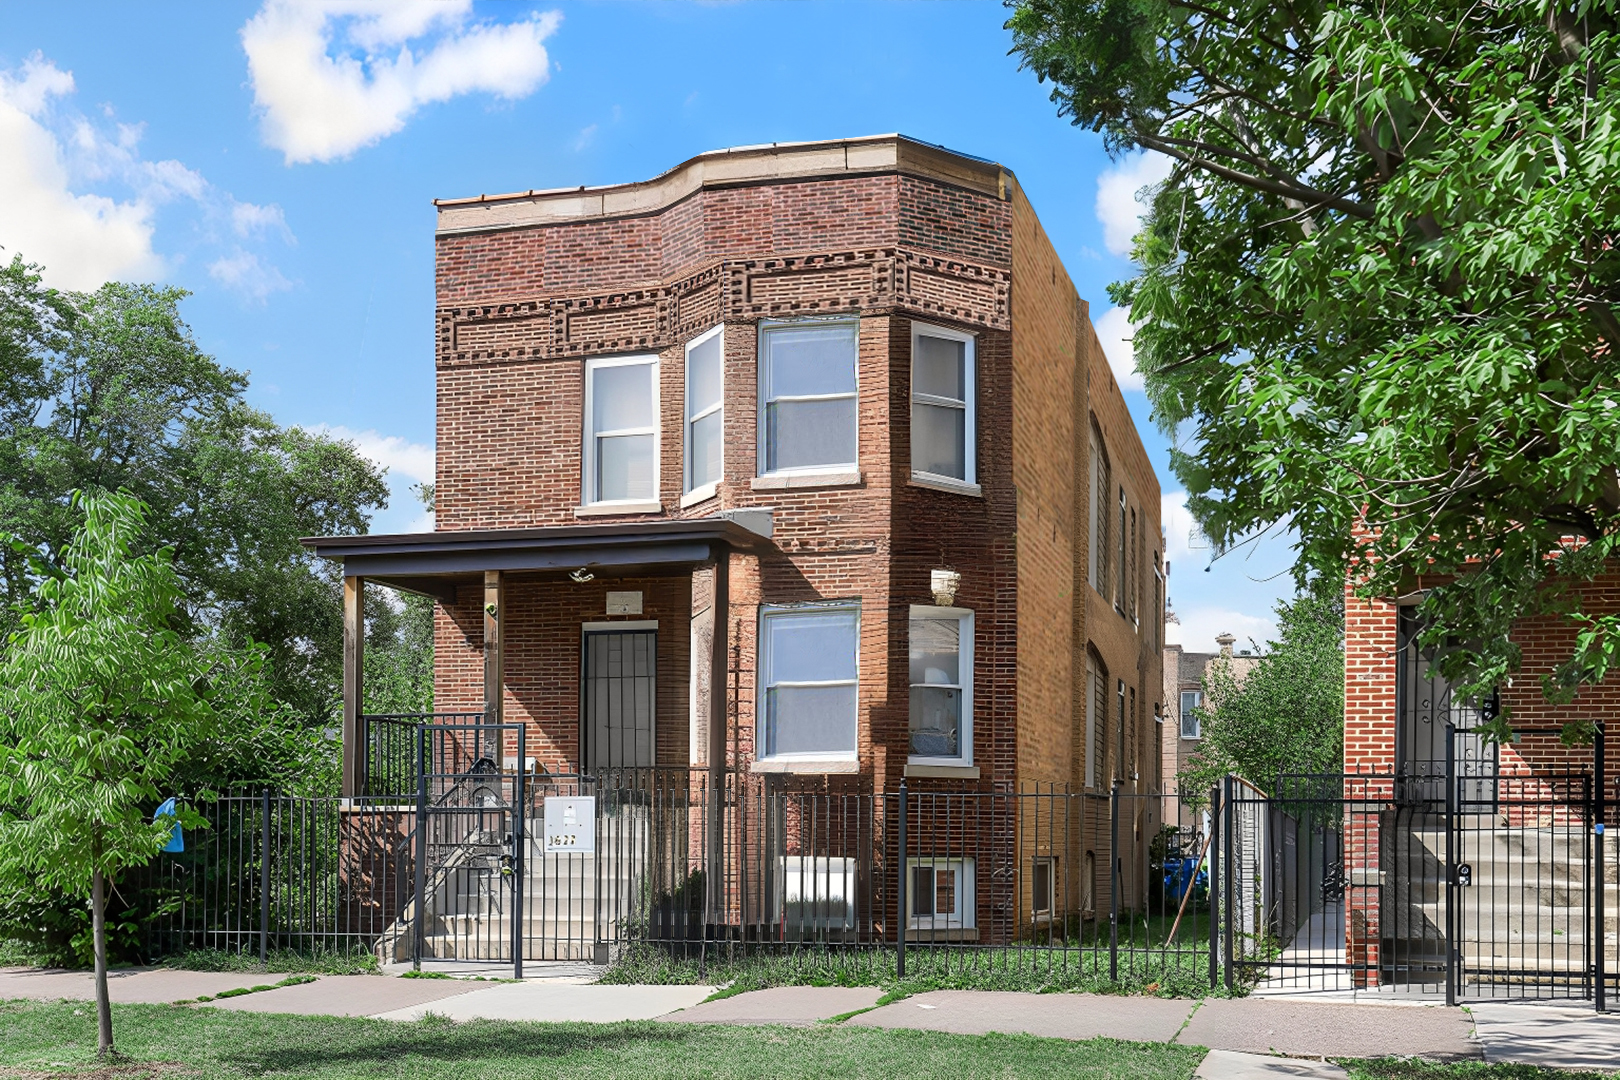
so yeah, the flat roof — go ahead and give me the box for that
[434,134,1013,235]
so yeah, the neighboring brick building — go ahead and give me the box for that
[305,135,1164,945]
[1159,620,1260,824]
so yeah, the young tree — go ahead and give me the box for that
[1008,3,1620,726]
[0,491,287,1056]
[1181,589,1345,795]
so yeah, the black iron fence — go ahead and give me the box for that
[128,721,1617,1009]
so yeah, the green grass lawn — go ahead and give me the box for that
[0,999,1204,1080]
[1347,1059,1618,1080]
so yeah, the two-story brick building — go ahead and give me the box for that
[305,135,1163,950]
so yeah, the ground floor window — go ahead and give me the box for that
[906,856,976,931]
[759,602,859,761]
[908,606,972,765]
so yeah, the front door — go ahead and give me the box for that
[1395,607,1498,809]
[582,627,657,775]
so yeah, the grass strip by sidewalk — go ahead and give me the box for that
[1346,1058,1617,1080]
[187,974,318,1004]
[0,999,1205,1080]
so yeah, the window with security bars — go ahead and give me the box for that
[759,320,858,474]
[910,322,976,485]
[585,354,658,504]
[907,857,975,930]
[908,606,972,765]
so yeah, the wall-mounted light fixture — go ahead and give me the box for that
[931,568,961,606]
[570,567,595,583]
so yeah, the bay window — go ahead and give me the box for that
[910,322,976,487]
[685,325,723,495]
[760,603,859,761]
[584,353,658,506]
[908,606,973,764]
[759,320,858,475]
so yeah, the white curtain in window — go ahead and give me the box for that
[763,607,858,757]
[590,360,655,501]
[686,329,723,490]
[762,323,857,472]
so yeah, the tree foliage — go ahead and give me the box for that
[0,491,304,1053]
[1180,589,1345,794]
[1009,2,1620,722]
[0,254,390,725]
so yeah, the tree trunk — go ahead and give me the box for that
[91,866,114,1058]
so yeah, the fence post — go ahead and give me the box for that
[897,778,907,981]
[413,723,428,972]
[259,789,271,965]
[1109,779,1121,983]
[1597,724,1607,1014]
[1444,721,1457,1007]
[512,724,525,981]
[1222,774,1235,992]
[1208,784,1220,991]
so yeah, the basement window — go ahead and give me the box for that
[584,353,658,506]
[907,856,976,931]
[759,319,858,475]
[910,322,976,487]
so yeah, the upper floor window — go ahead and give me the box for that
[911,322,976,487]
[685,326,724,495]
[1088,424,1110,597]
[908,606,973,765]
[759,320,858,475]
[1180,690,1203,739]
[759,602,859,761]
[584,353,658,506]
[1116,487,1128,613]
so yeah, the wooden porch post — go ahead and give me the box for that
[483,571,504,762]
[342,575,365,798]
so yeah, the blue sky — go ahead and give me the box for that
[0,0,1293,652]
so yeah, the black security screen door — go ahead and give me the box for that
[583,629,657,774]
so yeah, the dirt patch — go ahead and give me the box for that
[0,1061,197,1080]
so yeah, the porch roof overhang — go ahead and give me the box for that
[299,514,774,602]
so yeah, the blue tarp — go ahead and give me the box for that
[156,797,183,853]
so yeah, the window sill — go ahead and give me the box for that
[679,484,719,509]
[750,758,861,774]
[751,469,862,491]
[908,473,982,498]
[904,763,979,779]
[574,501,663,518]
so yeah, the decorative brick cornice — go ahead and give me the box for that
[437,246,1010,367]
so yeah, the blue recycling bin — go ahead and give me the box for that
[1163,856,1205,902]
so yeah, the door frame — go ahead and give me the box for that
[579,620,658,776]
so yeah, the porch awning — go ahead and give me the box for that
[300,511,774,601]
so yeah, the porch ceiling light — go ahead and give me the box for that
[570,567,595,583]
[931,568,960,606]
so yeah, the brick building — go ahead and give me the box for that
[305,135,1164,946]
[1160,621,1260,824]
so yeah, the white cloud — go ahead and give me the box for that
[208,250,293,303]
[242,0,563,165]
[572,123,596,152]
[1096,151,1172,258]
[1094,305,1143,392]
[1174,605,1277,657]
[0,55,161,289]
[0,52,294,297]
[315,424,436,534]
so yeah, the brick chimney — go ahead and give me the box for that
[1215,632,1236,658]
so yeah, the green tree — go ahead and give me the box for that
[0,491,296,1056]
[1180,589,1345,795]
[364,589,436,714]
[0,254,389,724]
[1008,2,1620,727]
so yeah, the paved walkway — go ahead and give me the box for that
[7,966,1620,1073]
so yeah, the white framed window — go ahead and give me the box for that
[583,353,659,506]
[684,325,724,496]
[908,606,972,765]
[1030,857,1056,917]
[906,856,976,931]
[1180,690,1203,739]
[759,602,859,761]
[910,322,976,486]
[759,319,858,475]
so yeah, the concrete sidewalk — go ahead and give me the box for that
[9,966,1620,1073]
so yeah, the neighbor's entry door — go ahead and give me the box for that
[583,626,657,775]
